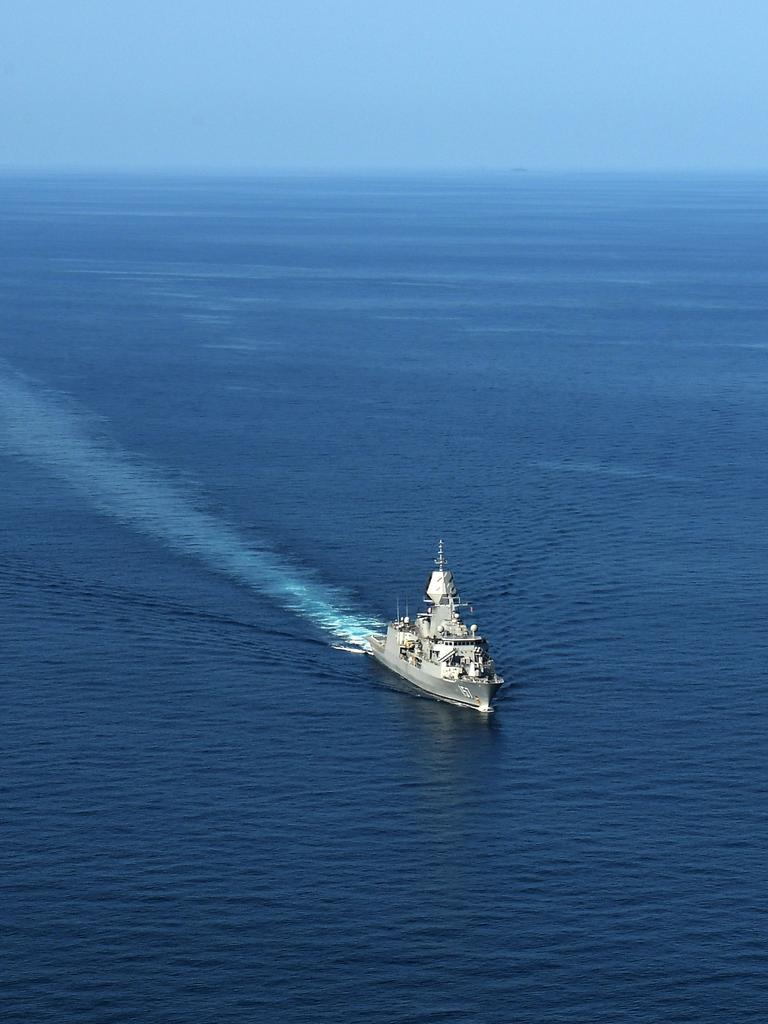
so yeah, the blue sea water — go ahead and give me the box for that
[2,173,767,1023]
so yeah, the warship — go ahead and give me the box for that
[368,541,503,712]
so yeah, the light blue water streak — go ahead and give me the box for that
[0,370,380,643]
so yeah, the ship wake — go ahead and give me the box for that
[0,369,380,645]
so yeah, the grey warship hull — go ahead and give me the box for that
[369,634,502,712]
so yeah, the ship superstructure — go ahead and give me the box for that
[368,541,503,712]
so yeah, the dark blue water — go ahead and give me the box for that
[2,174,767,1023]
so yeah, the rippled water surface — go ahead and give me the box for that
[3,174,768,1023]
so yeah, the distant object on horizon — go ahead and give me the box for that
[368,541,503,713]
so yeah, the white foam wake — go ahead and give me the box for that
[0,370,381,644]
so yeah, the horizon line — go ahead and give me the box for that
[2,165,768,179]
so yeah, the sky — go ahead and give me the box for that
[2,0,767,172]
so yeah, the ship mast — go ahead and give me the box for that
[435,538,446,571]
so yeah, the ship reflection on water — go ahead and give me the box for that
[369,652,507,757]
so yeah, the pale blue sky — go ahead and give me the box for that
[3,0,767,171]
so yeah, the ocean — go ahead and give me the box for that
[2,173,767,1023]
